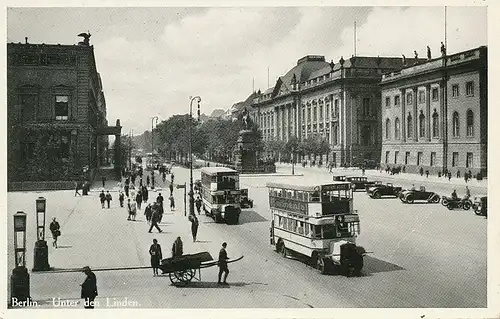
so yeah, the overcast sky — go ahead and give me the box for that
[7,6,487,134]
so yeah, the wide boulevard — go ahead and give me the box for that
[7,163,487,308]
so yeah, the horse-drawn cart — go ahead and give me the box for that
[160,252,243,286]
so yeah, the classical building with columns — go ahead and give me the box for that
[380,46,487,176]
[7,36,122,189]
[251,54,421,166]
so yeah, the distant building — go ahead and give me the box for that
[7,36,122,188]
[209,109,225,119]
[229,92,258,122]
[380,46,487,176]
[251,54,422,166]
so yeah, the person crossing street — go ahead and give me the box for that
[217,242,230,285]
[148,202,163,233]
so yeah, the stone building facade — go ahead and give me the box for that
[251,55,421,166]
[7,38,121,187]
[380,46,487,176]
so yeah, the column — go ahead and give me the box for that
[413,87,418,142]
[426,84,431,142]
[401,88,406,142]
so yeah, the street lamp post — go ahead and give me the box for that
[33,197,50,271]
[189,96,201,217]
[11,211,30,304]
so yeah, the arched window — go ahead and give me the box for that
[394,117,401,140]
[432,110,439,137]
[385,118,391,140]
[407,114,413,138]
[419,112,425,138]
[452,111,460,137]
[466,110,474,137]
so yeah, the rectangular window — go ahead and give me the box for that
[394,95,400,107]
[466,81,474,96]
[432,88,439,101]
[385,97,391,108]
[319,104,323,121]
[430,152,436,166]
[452,152,459,167]
[325,104,329,120]
[406,93,412,105]
[466,152,473,168]
[55,95,69,120]
[334,100,339,117]
[385,151,390,164]
[417,152,423,166]
[394,151,399,164]
[452,84,459,97]
[419,91,425,104]
[313,106,317,121]
[362,98,370,116]
[405,152,410,165]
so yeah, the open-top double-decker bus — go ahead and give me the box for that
[200,167,241,224]
[267,181,368,276]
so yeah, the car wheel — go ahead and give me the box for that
[447,203,454,210]
[406,196,414,204]
[474,207,482,216]
[432,195,441,203]
[373,191,381,199]
[441,198,448,206]
[463,201,471,210]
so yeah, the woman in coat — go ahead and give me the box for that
[149,239,162,276]
[135,191,143,210]
[49,217,61,248]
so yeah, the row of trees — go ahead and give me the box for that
[152,113,262,164]
[263,135,331,163]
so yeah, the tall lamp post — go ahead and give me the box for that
[189,96,201,217]
[11,211,30,303]
[33,197,50,271]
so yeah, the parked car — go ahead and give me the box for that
[399,186,440,204]
[346,176,380,191]
[472,195,487,217]
[240,189,254,208]
[366,182,402,199]
[353,159,378,169]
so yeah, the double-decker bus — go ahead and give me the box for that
[267,181,367,276]
[200,167,242,224]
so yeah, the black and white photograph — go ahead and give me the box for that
[4,2,497,317]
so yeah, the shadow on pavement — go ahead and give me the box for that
[194,240,211,243]
[56,245,73,249]
[172,281,249,288]
[362,256,405,275]
[238,210,268,224]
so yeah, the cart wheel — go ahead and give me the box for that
[169,269,195,286]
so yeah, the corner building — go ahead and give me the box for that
[380,46,487,177]
[251,55,421,166]
[7,40,122,188]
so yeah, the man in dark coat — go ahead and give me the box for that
[169,183,174,196]
[189,215,199,242]
[99,190,106,209]
[172,236,183,257]
[149,239,162,276]
[142,186,149,203]
[105,191,112,208]
[148,203,163,233]
[49,217,61,248]
[218,242,229,285]
[80,266,98,309]
[195,197,202,214]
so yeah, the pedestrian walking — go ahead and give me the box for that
[189,215,199,242]
[217,242,229,285]
[156,192,164,207]
[171,236,183,257]
[457,170,461,178]
[49,217,61,248]
[142,186,149,203]
[136,191,143,210]
[75,181,81,196]
[419,167,424,176]
[101,176,106,188]
[148,203,163,233]
[169,183,174,196]
[147,175,150,187]
[448,171,452,181]
[105,191,112,208]
[80,266,98,309]
[171,173,174,184]
[169,194,175,211]
[127,199,137,221]
[151,174,156,189]
[119,191,125,207]
[139,178,143,188]
[124,184,130,198]
[149,239,163,277]
[425,170,429,178]
[99,190,106,209]
[464,173,469,183]
[195,197,202,214]
[162,172,166,183]
[465,185,471,199]
[144,203,153,224]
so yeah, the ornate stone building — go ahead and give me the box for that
[380,46,487,176]
[251,55,421,166]
[7,36,122,189]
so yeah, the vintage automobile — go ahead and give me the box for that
[332,175,347,182]
[399,186,440,204]
[345,176,373,191]
[472,195,487,216]
[240,188,254,208]
[366,182,402,199]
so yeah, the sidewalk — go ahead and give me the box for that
[276,163,488,189]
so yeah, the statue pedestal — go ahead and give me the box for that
[234,130,275,174]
